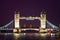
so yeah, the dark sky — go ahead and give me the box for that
[0,0,60,26]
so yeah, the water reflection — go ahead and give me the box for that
[40,33,50,37]
[0,33,60,40]
[12,33,57,40]
[13,33,21,40]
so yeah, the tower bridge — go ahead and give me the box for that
[0,11,59,33]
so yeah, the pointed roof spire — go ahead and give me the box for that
[41,10,46,14]
[14,11,20,14]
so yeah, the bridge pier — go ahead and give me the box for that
[13,28,21,33]
[13,11,21,33]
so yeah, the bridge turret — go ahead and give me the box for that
[40,11,46,29]
[13,11,21,33]
[39,11,47,33]
[14,11,20,28]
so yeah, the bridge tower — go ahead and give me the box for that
[13,11,21,33]
[40,11,46,29]
[39,11,47,32]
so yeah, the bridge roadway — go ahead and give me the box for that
[0,28,39,31]
[0,28,54,31]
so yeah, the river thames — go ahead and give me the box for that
[0,33,60,40]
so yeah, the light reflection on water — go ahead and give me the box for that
[0,33,60,40]
[13,33,21,40]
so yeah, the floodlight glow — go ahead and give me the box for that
[14,13,20,28]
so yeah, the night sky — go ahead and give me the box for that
[0,0,60,26]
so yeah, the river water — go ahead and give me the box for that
[0,33,60,40]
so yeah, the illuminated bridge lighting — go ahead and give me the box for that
[0,20,13,29]
[0,11,59,33]
[46,20,58,28]
[21,28,39,31]
[20,17,40,20]
[0,19,58,30]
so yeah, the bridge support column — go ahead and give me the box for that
[13,11,21,33]
[39,11,47,33]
